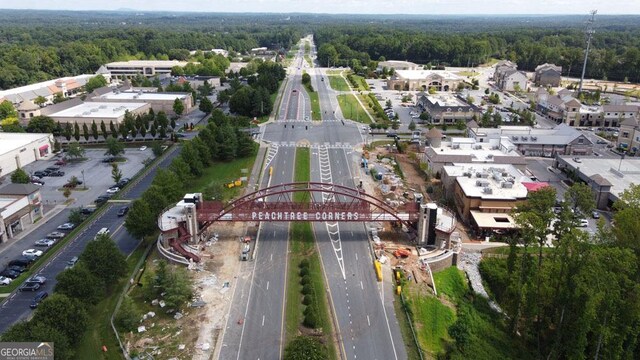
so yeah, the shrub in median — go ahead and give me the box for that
[299,259,310,268]
[302,284,314,295]
[299,267,309,277]
[300,275,311,286]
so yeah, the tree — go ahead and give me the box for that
[68,208,84,225]
[199,96,213,114]
[100,120,107,139]
[55,264,105,304]
[180,141,204,175]
[124,199,157,239]
[284,336,328,360]
[81,235,127,287]
[152,169,185,201]
[26,115,55,133]
[73,122,80,141]
[33,294,89,345]
[91,120,98,140]
[33,95,47,107]
[151,141,164,157]
[11,168,29,184]
[301,72,311,85]
[114,297,139,332]
[215,123,238,161]
[173,98,185,116]
[104,136,125,157]
[157,111,169,128]
[66,142,85,159]
[64,122,72,141]
[109,121,117,137]
[0,100,16,120]
[111,163,122,184]
[81,123,89,141]
[141,186,170,216]
[2,321,72,360]
[408,120,416,131]
[564,182,595,215]
[63,187,71,200]
[84,74,108,93]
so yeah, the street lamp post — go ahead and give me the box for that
[81,169,86,190]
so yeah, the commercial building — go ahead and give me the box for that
[0,183,44,243]
[421,136,527,175]
[554,156,640,209]
[617,116,640,152]
[103,60,191,78]
[534,63,562,87]
[376,60,419,72]
[0,75,94,107]
[467,123,593,157]
[0,133,53,177]
[441,163,529,230]
[493,60,528,91]
[416,93,480,124]
[91,90,192,116]
[387,70,463,92]
[44,101,150,126]
[175,76,221,89]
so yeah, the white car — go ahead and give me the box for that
[106,187,120,194]
[47,231,66,239]
[578,219,589,227]
[35,239,56,247]
[0,276,12,285]
[139,146,148,151]
[57,223,75,231]
[22,249,43,257]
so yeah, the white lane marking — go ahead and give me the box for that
[355,253,358,261]
[262,315,265,327]
[270,253,273,261]
[367,315,371,326]
[360,281,363,290]
[266,281,270,290]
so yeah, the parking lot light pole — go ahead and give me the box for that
[81,169,86,190]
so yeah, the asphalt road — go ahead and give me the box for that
[0,146,181,332]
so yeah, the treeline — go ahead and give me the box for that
[474,184,640,359]
[315,26,640,82]
[0,12,302,89]
[0,235,127,359]
[124,109,257,239]
[223,61,286,118]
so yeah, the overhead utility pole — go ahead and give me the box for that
[578,10,597,94]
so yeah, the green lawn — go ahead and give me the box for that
[434,267,468,303]
[326,70,342,75]
[337,94,371,124]
[305,55,313,68]
[328,75,351,91]
[308,91,321,121]
[406,287,455,356]
[357,94,386,123]
[349,74,369,91]
[393,294,423,360]
[191,156,257,201]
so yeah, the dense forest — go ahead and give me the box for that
[1,11,640,90]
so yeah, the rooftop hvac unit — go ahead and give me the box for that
[480,172,489,178]
[531,136,537,141]
[512,136,519,141]
[521,136,528,141]
[463,172,472,178]
[82,111,91,115]
[133,95,139,99]
[476,179,490,187]
[474,144,482,150]
[99,105,107,109]
[483,187,493,194]
[501,182,514,189]
[487,154,494,159]
[452,144,460,149]
[492,145,500,150]
[90,108,98,112]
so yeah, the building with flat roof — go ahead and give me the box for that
[387,70,463,92]
[554,156,640,209]
[468,124,593,157]
[91,90,192,115]
[416,93,480,125]
[376,60,419,72]
[0,183,44,243]
[422,137,527,175]
[104,60,191,78]
[442,163,529,229]
[45,101,150,126]
[0,133,53,177]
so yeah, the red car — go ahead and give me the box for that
[54,159,67,166]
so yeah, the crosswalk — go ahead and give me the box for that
[267,141,354,149]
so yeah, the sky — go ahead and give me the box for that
[2,0,639,15]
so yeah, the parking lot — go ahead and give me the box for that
[22,148,150,210]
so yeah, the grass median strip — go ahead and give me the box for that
[284,148,336,359]
[328,75,350,91]
[337,94,371,124]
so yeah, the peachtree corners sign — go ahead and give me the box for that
[251,210,364,221]
[0,342,53,360]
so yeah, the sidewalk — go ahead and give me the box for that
[0,204,67,257]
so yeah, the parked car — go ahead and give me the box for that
[31,180,45,186]
[57,223,76,231]
[0,269,21,279]
[0,276,12,285]
[65,256,79,269]
[94,197,109,206]
[596,140,608,145]
[80,207,97,215]
[7,265,27,274]
[139,146,147,151]
[117,206,129,217]
[592,211,600,219]
[26,275,46,284]
[22,249,43,257]
[19,281,41,292]
[45,167,60,172]
[106,187,120,194]
[578,219,589,227]
[35,239,55,247]
[33,171,48,178]
[9,257,33,267]
[102,157,116,163]
[30,291,48,308]
[54,159,67,166]
[49,170,65,177]
[46,231,66,239]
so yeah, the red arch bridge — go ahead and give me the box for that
[158,182,454,263]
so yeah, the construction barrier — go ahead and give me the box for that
[396,285,402,295]
[374,260,382,282]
